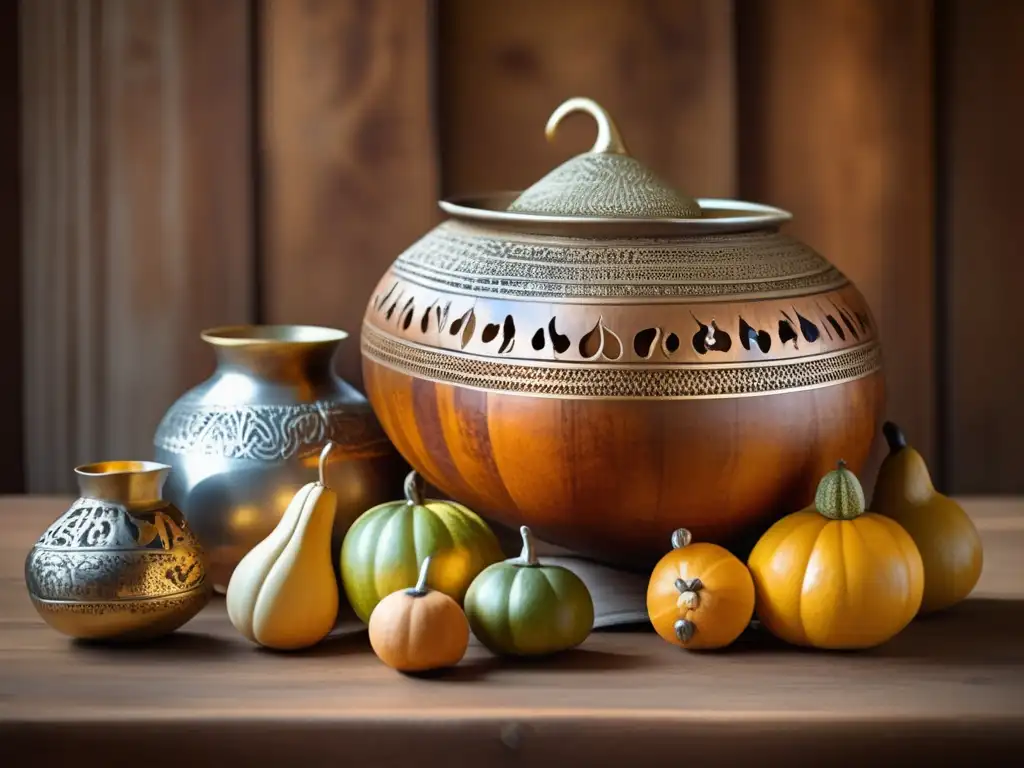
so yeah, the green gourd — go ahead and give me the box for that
[340,471,503,623]
[464,525,595,656]
[814,459,865,520]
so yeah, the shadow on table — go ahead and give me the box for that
[720,597,1024,664]
[867,597,1024,666]
[71,630,238,659]
[623,597,1024,664]
[284,626,372,658]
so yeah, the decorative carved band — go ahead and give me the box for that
[154,401,392,460]
[392,223,848,300]
[361,323,883,400]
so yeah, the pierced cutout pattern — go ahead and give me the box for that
[692,318,732,355]
[579,319,623,360]
[481,323,500,344]
[400,297,416,331]
[362,323,883,399]
[372,283,871,361]
[448,308,476,349]
[739,318,772,354]
[461,310,477,348]
[549,318,571,354]
[825,314,845,341]
[633,328,660,359]
[663,332,680,356]
[835,305,859,340]
[498,315,516,354]
[779,318,798,347]
[794,310,819,343]
[375,282,398,312]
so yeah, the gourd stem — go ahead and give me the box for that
[883,421,908,453]
[519,526,538,566]
[814,460,866,521]
[671,529,692,549]
[403,471,423,506]
[318,441,334,486]
[413,555,432,595]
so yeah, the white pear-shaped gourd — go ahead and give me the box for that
[226,442,340,650]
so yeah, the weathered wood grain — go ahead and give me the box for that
[1,496,1022,766]
[943,1,1024,493]
[19,0,253,492]
[737,0,936,486]
[438,0,736,199]
[261,0,439,388]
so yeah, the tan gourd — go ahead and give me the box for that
[368,555,470,672]
[871,422,984,614]
[226,443,340,650]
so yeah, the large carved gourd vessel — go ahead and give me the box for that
[361,98,885,570]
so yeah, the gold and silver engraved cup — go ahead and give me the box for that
[25,461,211,641]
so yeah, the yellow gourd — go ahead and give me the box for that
[747,461,924,650]
[226,443,340,650]
[368,555,470,672]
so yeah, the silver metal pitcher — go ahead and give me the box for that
[154,325,407,591]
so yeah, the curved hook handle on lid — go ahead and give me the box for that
[545,97,629,156]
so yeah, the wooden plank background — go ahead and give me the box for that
[942,0,1024,494]
[18,0,252,492]
[736,0,936,480]
[437,0,736,198]
[13,0,1023,495]
[261,0,439,388]
[0,0,22,494]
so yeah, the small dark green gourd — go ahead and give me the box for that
[463,526,594,657]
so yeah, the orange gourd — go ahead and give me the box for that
[368,555,470,672]
[747,461,924,650]
[647,528,755,650]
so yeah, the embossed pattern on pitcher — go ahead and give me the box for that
[27,500,206,602]
[25,461,211,641]
[155,400,390,461]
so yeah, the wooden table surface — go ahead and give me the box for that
[2,496,1023,766]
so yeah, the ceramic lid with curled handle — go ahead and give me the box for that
[506,97,703,219]
[439,97,792,238]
